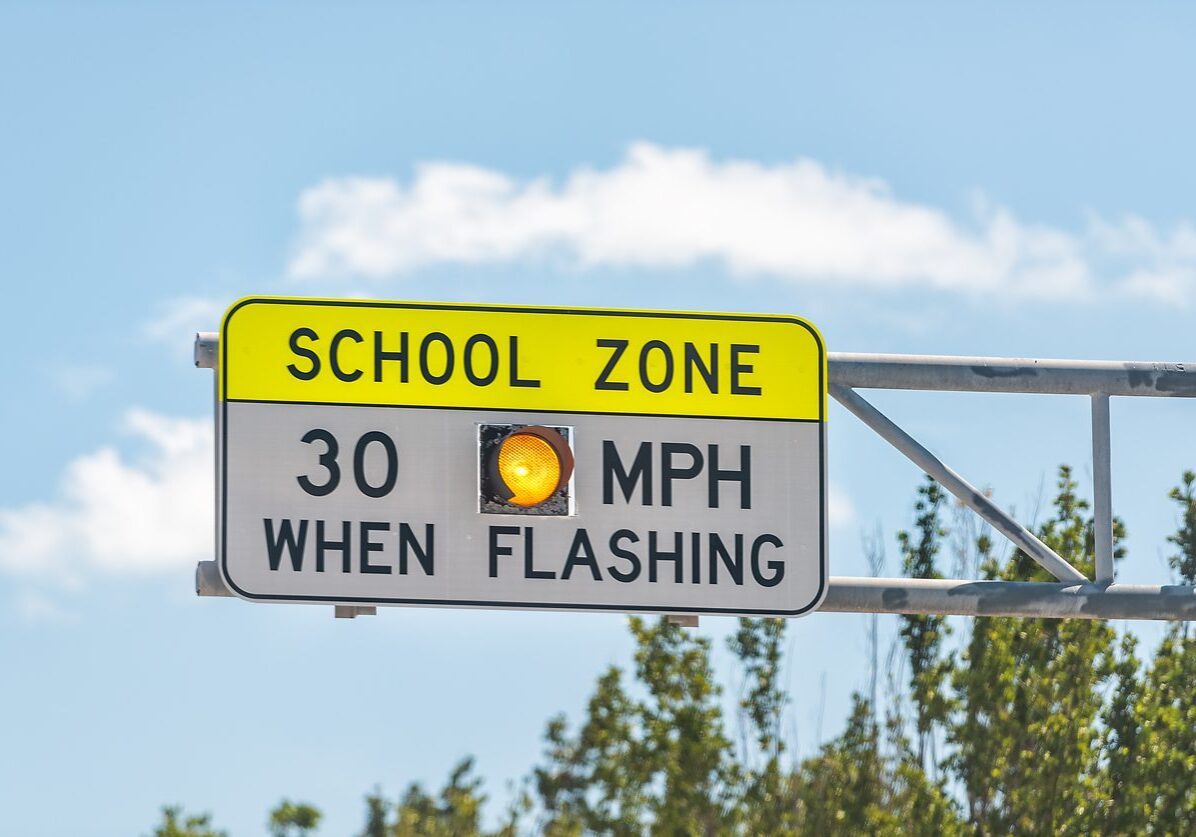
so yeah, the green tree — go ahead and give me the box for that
[796,695,889,834]
[947,466,1118,835]
[358,758,511,837]
[269,799,322,837]
[896,476,953,770]
[165,466,1196,836]
[943,533,1008,826]
[794,695,962,836]
[882,708,965,836]
[536,617,739,835]
[1093,633,1148,834]
[394,758,487,836]
[1097,471,1196,834]
[148,806,226,837]
[536,665,647,834]
[729,617,798,835]
[1166,470,1196,587]
[360,789,389,837]
[1130,627,1196,832]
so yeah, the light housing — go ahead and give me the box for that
[479,424,573,514]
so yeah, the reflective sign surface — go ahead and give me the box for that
[218,297,827,616]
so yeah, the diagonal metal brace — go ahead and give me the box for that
[830,384,1088,584]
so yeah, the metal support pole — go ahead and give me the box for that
[1092,394,1114,584]
[819,576,1196,621]
[829,352,1196,397]
[830,384,1088,584]
[196,341,1196,393]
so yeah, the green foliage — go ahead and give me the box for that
[535,666,647,834]
[729,617,788,758]
[1094,633,1147,833]
[1167,470,1196,583]
[796,695,888,834]
[354,758,512,837]
[946,466,1117,834]
[1122,625,1196,833]
[149,806,226,837]
[795,695,961,836]
[1095,469,1196,832]
[268,800,322,837]
[360,790,389,837]
[730,617,796,834]
[153,466,1196,837]
[896,476,953,768]
[395,758,486,836]
[536,617,739,834]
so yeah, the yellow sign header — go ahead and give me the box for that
[220,298,825,421]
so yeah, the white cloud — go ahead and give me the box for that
[0,410,212,581]
[50,363,114,401]
[142,296,226,356]
[286,142,1196,302]
[1087,213,1196,303]
[14,590,73,624]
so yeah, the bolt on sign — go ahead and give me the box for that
[217,297,827,617]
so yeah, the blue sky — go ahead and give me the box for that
[4,3,1196,834]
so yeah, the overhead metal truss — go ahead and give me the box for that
[822,353,1196,621]
[194,333,1196,621]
